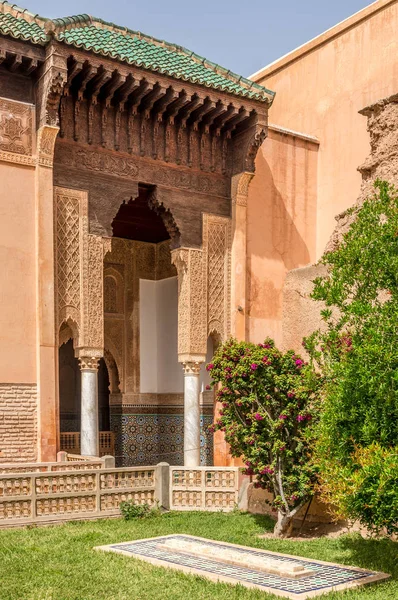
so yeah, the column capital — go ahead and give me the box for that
[182,361,202,376]
[76,347,102,371]
[79,356,100,371]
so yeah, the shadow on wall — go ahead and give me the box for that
[247,136,317,339]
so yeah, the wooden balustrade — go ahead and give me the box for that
[60,432,115,457]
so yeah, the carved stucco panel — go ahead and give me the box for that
[0,97,35,165]
[54,187,87,344]
[55,187,104,352]
[171,247,207,359]
[83,234,104,349]
[203,214,231,341]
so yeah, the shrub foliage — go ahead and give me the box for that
[208,338,322,536]
[305,180,398,534]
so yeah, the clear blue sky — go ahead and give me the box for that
[24,0,375,77]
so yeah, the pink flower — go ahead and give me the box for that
[260,466,274,475]
[222,402,228,408]
[236,400,243,407]
[254,413,264,421]
[295,359,304,368]
[251,363,258,371]
[279,414,288,420]
[206,363,214,372]
[206,384,211,391]
[290,494,298,502]
[287,392,295,398]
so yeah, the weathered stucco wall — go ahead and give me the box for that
[247,127,318,346]
[252,0,398,259]
[0,162,36,383]
[282,94,398,353]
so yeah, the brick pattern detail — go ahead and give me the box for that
[0,384,37,463]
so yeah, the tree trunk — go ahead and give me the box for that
[273,511,294,538]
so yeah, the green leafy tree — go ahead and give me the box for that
[208,338,322,537]
[305,180,398,534]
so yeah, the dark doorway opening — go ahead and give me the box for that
[59,339,110,432]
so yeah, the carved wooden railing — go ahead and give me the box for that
[60,432,115,457]
[169,466,239,512]
[0,466,156,527]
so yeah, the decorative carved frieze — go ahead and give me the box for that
[54,141,228,198]
[0,97,34,165]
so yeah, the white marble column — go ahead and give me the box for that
[79,356,100,457]
[182,362,202,467]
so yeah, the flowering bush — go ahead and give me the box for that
[208,338,322,537]
[305,181,398,534]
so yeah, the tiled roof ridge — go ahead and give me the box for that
[75,15,268,97]
[0,1,47,25]
[0,2,275,102]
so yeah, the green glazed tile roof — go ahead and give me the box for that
[0,2,275,103]
[0,5,46,43]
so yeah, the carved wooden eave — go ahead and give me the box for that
[0,32,271,175]
[50,42,271,176]
[0,36,45,75]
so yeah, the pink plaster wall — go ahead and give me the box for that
[247,128,318,346]
[252,0,398,259]
[0,162,36,383]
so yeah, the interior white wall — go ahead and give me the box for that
[140,277,183,394]
[139,279,158,393]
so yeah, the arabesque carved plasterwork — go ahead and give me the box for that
[231,171,254,207]
[172,214,231,361]
[54,187,85,338]
[203,215,231,341]
[0,98,34,165]
[54,186,104,353]
[37,125,59,167]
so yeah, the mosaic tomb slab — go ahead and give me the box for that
[95,534,390,599]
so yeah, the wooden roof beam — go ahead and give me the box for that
[64,59,84,96]
[178,94,202,128]
[201,101,226,133]
[223,107,250,135]
[77,64,98,100]
[141,84,168,119]
[114,75,140,108]
[8,53,22,73]
[129,79,151,115]
[213,104,237,135]
[101,71,126,107]
[86,67,112,104]
[190,98,215,131]
[165,91,189,124]
[153,87,178,121]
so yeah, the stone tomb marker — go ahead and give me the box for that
[95,534,390,599]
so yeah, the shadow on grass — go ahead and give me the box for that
[249,512,276,533]
[338,535,397,576]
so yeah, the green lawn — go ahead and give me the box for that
[0,512,396,600]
